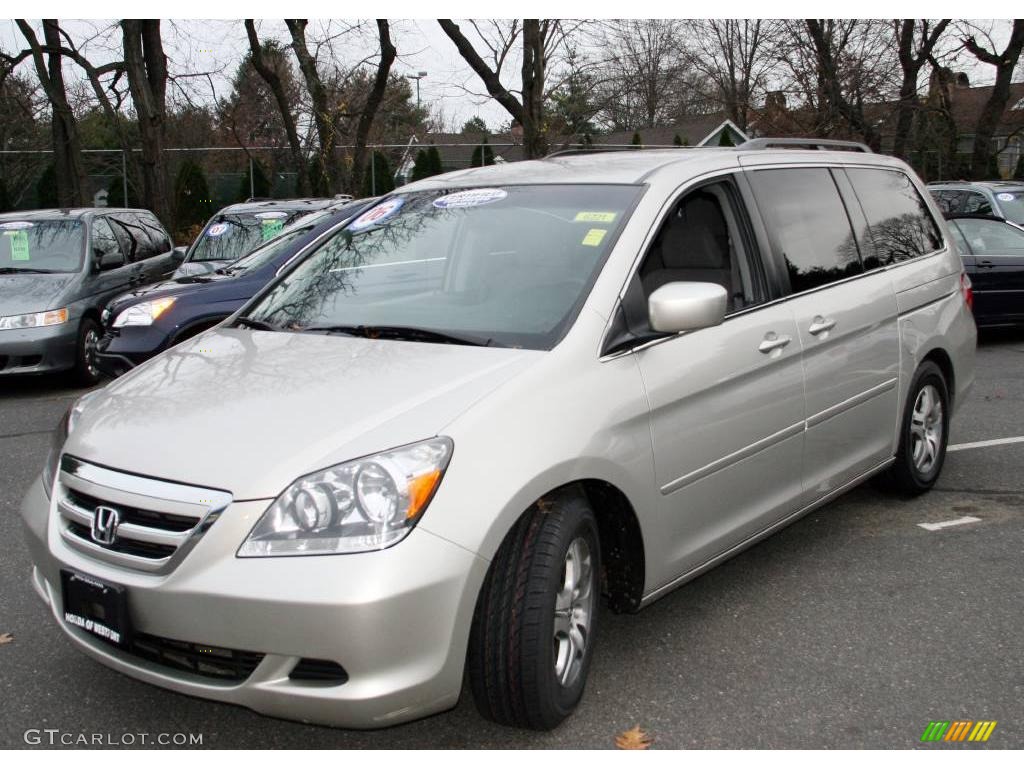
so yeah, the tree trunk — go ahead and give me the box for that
[965,20,1024,180]
[244,20,309,197]
[892,20,950,161]
[520,20,548,159]
[121,19,170,222]
[349,20,397,195]
[286,19,337,195]
[16,19,89,207]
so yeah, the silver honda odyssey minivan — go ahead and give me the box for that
[21,139,976,731]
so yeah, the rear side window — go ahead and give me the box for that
[951,218,1024,256]
[847,168,943,267]
[138,211,172,253]
[748,168,862,294]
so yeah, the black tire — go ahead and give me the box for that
[72,317,103,387]
[468,495,601,730]
[883,361,950,496]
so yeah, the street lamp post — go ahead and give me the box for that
[407,71,428,112]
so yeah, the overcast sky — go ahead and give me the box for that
[1,18,1019,139]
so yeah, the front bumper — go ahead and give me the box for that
[20,474,487,728]
[0,321,78,375]
[95,326,169,377]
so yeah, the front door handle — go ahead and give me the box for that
[758,332,792,354]
[977,260,994,268]
[808,316,836,336]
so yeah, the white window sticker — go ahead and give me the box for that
[997,193,1016,202]
[0,221,33,230]
[207,223,229,237]
[433,188,508,209]
[254,211,288,220]
[349,198,405,231]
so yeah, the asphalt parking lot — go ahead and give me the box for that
[1,330,1022,749]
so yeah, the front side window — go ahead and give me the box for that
[0,220,85,273]
[748,168,862,294]
[189,211,301,263]
[847,168,943,266]
[951,218,1024,256]
[962,191,993,216]
[245,185,641,350]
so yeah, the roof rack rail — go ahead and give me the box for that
[738,137,872,153]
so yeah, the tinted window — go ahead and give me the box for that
[91,218,122,260]
[0,219,84,273]
[108,213,152,261]
[962,192,993,216]
[748,168,862,293]
[848,169,943,267]
[952,219,1024,256]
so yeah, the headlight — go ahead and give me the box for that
[41,395,90,498]
[0,307,68,330]
[238,437,453,557]
[112,297,176,327]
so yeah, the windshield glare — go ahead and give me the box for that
[190,211,303,263]
[245,185,640,350]
[997,191,1024,225]
[0,220,84,273]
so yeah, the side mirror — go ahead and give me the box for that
[648,282,728,334]
[171,246,188,264]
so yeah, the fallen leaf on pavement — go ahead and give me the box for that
[615,725,652,750]
[0,633,13,645]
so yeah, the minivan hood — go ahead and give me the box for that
[67,328,542,499]
[0,272,78,316]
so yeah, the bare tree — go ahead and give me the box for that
[244,20,310,196]
[686,19,781,131]
[15,19,89,206]
[891,19,951,160]
[960,19,1024,178]
[121,19,170,221]
[439,19,570,158]
[348,20,396,195]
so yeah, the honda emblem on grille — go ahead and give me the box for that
[91,505,121,545]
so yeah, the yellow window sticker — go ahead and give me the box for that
[574,212,616,223]
[7,230,30,261]
[582,228,607,247]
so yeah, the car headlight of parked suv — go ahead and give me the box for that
[238,437,453,557]
[0,307,68,330]
[112,297,176,327]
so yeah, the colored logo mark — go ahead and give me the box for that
[921,720,997,743]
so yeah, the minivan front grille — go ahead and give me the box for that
[56,455,232,575]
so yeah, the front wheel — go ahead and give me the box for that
[883,361,950,495]
[468,496,600,730]
[72,317,103,387]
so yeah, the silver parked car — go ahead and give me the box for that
[21,140,976,730]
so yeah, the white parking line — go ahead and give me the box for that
[918,516,982,531]
[947,435,1024,452]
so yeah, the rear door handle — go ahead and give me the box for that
[758,332,792,354]
[808,316,836,335]
[977,260,994,268]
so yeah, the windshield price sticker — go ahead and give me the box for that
[433,188,508,209]
[261,219,285,240]
[8,230,30,260]
[0,221,33,230]
[997,193,1016,202]
[207,223,229,237]
[254,212,287,220]
[582,228,607,247]
[574,212,616,223]
[349,197,405,231]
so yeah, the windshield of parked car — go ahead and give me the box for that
[189,210,307,263]
[995,190,1024,225]
[0,220,84,273]
[243,185,641,350]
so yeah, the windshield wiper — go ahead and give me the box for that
[0,267,58,274]
[232,316,279,332]
[298,324,495,347]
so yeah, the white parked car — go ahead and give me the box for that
[22,139,975,730]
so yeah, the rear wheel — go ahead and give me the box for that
[72,317,103,387]
[883,361,949,495]
[468,495,600,730]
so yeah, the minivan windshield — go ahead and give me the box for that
[243,185,640,350]
[189,211,305,263]
[0,220,84,273]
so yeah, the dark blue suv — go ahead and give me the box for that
[96,198,373,377]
